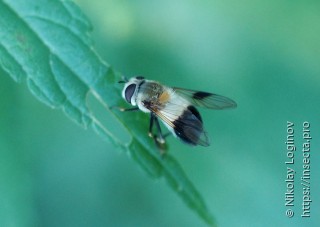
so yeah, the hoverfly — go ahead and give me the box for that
[118,76,236,148]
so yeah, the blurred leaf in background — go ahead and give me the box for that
[1,0,320,226]
[0,0,215,226]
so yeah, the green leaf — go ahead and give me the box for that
[0,0,216,226]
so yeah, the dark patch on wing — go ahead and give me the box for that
[188,105,202,123]
[192,91,212,100]
[173,106,207,146]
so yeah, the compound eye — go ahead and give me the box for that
[124,84,136,103]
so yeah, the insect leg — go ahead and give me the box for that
[154,116,165,144]
[148,113,165,142]
[148,113,167,154]
[148,113,155,137]
[111,106,139,112]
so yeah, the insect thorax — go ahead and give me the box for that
[139,82,168,111]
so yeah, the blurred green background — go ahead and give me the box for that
[1,0,320,226]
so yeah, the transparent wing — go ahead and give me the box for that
[149,101,210,146]
[173,87,237,110]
